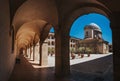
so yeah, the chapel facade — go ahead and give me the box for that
[78,23,109,54]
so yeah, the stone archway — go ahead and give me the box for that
[11,0,58,69]
[1,0,120,81]
[55,0,113,77]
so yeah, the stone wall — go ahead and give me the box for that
[0,0,16,81]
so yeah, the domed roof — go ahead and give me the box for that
[89,23,101,29]
[84,23,101,32]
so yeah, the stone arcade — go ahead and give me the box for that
[0,0,120,81]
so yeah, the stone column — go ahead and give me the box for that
[111,12,120,81]
[25,46,28,57]
[39,41,42,65]
[34,42,39,62]
[41,42,48,66]
[26,46,29,57]
[30,45,32,59]
[27,45,30,58]
[39,41,48,66]
[55,29,70,76]
[33,44,35,61]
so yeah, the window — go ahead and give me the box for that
[52,41,54,45]
[85,31,89,38]
[71,44,72,47]
[51,36,54,39]
[48,41,50,45]
[48,36,50,39]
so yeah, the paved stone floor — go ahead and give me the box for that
[9,54,113,81]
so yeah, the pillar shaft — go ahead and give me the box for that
[39,42,42,65]
[55,29,70,76]
[26,46,29,57]
[42,42,48,66]
[30,45,32,59]
[113,29,120,81]
[39,41,48,66]
[111,12,120,81]
[25,48,27,57]
[33,45,35,61]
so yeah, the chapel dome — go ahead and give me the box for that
[84,23,102,32]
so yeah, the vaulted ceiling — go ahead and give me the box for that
[9,0,120,50]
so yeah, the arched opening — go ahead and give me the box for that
[9,0,59,80]
[47,27,56,67]
[16,22,55,67]
[69,13,113,80]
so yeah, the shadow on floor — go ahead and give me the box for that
[9,54,113,81]
[70,54,113,81]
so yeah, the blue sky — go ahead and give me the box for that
[50,13,112,44]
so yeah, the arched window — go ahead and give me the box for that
[52,41,54,45]
[85,31,89,38]
[48,41,50,45]
[71,44,72,47]
[51,36,54,39]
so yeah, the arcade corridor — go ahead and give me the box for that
[0,0,120,81]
